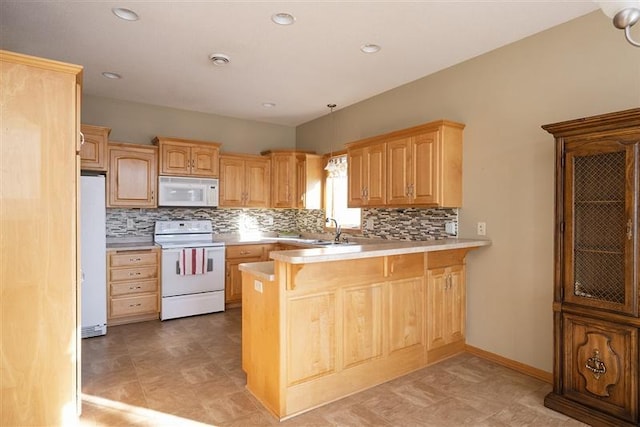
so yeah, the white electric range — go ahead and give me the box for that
[154,220,225,320]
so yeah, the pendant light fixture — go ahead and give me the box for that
[324,103,345,177]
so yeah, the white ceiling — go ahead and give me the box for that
[0,1,598,127]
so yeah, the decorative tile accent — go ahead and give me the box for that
[107,207,458,241]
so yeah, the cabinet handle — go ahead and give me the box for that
[129,272,142,276]
[129,285,142,290]
[80,132,85,146]
[129,257,141,262]
[128,303,142,307]
[151,190,154,201]
[585,349,607,379]
[627,219,633,240]
[240,251,250,255]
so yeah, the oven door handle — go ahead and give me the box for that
[175,258,214,274]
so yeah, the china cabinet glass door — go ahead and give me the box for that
[563,139,638,315]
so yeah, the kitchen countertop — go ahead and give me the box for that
[238,261,275,281]
[106,237,158,251]
[239,238,490,270]
[270,238,490,264]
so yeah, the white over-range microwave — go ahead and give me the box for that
[158,176,219,207]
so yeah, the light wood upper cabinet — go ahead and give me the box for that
[108,142,158,208]
[154,136,221,178]
[1,49,82,426]
[219,153,270,208]
[80,124,110,171]
[347,120,464,208]
[348,142,387,207]
[262,150,321,209]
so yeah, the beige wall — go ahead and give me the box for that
[296,11,640,372]
[82,94,296,154]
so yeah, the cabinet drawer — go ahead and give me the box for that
[226,244,267,259]
[109,251,158,267]
[110,266,157,282]
[111,279,158,297]
[110,294,158,318]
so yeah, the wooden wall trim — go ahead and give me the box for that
[465,345,552,384]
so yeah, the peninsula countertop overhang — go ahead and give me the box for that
[268,238,490,264]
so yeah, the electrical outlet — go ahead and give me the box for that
[127,218,135,230]
[366,218,374,230]
[445,222,457,235]
[477,222,487,236]
[265,216,273,226]
[254,280,263,293]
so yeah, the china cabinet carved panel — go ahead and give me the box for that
[543,108,640,427]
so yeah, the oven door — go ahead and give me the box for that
[161,246,225,297]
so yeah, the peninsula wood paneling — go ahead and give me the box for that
[343,284,384,368]
[287,292,336,385]
[389,278,425,353]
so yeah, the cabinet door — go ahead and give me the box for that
[226,256,261,304]
[271,153,295,208]
[296,155,306,209]
[412,131,438,204]
[219,156,246,207]
[366,143,387,206]
[245,158,270,208]
[80,124,109,171]
[427,265,465,350]
[191,145,219,177]
[387,137,412,205]
[562,313,638,423]
[563,139,638,315]
[347,148,366,207]
[108,146,157,208]
[159,142,191,176]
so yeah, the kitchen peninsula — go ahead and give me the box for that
[239,239,489,420]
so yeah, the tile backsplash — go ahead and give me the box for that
[107,207,457,241]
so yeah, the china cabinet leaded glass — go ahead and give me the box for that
[543,108,640,426]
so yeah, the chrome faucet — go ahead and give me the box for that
[326,217,342,242]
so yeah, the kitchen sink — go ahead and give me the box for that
[309,240,357,246]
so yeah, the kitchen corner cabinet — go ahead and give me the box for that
[219,153,270,208]
[261,150,321,209]
[347,142,386,207]
[154,136,221,178]
[107,248,160,325]
[107,142,158,208]
[543,108,640,427]
[346,120,464,208]
[225,244,272,306]
[1,50,82,426]
[426,250,466,362]
[80,124,110,171]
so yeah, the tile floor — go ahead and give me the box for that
[80,308,588,426]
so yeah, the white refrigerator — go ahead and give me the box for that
[80,175,107,338]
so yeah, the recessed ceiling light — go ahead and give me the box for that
[112,8,139,21]
[101,72,122,79]
[271,12,295,25]
[209,53,230,66]
[262,102,276,108]
[360,44,381,54]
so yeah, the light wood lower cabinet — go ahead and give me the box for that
[107,248,160,325]
[242,249,473,420]
[426,250,466,362]
[225,244,273,306]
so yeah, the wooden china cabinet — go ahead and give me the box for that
[543,108,640,427]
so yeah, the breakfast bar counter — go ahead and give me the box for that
[239,238,489,420]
